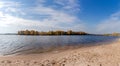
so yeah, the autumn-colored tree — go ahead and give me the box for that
[112,32,120,36]
[47,31,54,35]
[55,30,65,35]
[24,30,30,35]
[18,31,24,35]
[30,30,35,35]
[39,32,47,35]
[67,30,73,35]
[18,30,88,35]
[78,32,87,35]
[34,31,39,35]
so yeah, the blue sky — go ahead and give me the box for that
[0,0,120,33]
[80,0,120,24]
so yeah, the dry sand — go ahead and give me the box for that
[0,39,120,66]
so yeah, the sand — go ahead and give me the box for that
[0,39,120,66]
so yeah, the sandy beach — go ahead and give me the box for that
[0,39,120,66]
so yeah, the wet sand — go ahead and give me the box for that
[0,39,120,66]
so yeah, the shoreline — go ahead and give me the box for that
[0,39,120,66]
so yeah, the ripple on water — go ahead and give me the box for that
[0,35,118,55]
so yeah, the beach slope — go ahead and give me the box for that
[0,39,120,66]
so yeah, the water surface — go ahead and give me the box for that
[0,35,118,55]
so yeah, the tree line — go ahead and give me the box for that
[103,32,120,36]
[18,30,88,35]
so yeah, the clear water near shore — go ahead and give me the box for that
[0,35,118,55]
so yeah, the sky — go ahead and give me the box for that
[0,0,120,34]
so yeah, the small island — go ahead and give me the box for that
[18,30,88,35]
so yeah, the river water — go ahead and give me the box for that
[0,35,118,55]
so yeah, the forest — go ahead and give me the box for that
[18,30,88,35]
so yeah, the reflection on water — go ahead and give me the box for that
[0,35,118,55]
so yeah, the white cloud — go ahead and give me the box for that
[54,0,80,9]
[36,0,80,14]
[0,1,25,16]
[0,0,85,33]
[33,6,79,23]
[0,1,21,7]
[0,11,85,33]
[97,11,120,33]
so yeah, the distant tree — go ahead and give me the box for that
[18,30,24,35]
[112,32,120,36]
[39,32,47,35]
[18,30,88,35]
[48,31,54,35]
[55,30,65,35]
[18,31,21,35]
[103,33,120,36]
[67,30,73,35]
[24,30,30,35]
[34,31,39,35]
[30,30,35,35]
[78,32,87,35]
